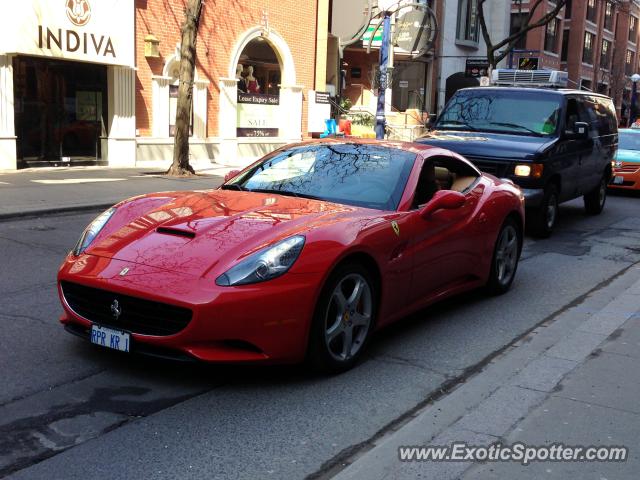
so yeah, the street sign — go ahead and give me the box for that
[465,58,489,78]
[518,57,540,70]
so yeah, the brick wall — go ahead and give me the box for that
[134,0,318,138]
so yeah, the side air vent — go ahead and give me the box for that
[156,227,196,239]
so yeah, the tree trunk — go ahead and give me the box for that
[167,0,203,176]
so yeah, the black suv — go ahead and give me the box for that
[418,87,617,237]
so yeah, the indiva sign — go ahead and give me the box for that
[38,26,116,58]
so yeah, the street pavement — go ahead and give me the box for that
[1,170,640,479]
[0,165,230,218]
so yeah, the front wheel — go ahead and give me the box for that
[527,184,558,238]
[584,175,607,215]
[307,264,376,374]
[486,218,522,295]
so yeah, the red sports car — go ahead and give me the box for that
[58,140,524,372]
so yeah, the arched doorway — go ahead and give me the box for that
[235,38,282,137]
[445,72,479,104]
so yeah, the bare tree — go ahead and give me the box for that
[478,0,567,69]
[167,0,204,177]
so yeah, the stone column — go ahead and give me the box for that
[193,79,209,139]
[151,75,172,137]
[0,55,16,170]
[218,77,239,165]
[107,66,136,167]
[279,84,304,142]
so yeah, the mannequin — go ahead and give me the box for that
[236,64,247,93]
[246,66,260,94]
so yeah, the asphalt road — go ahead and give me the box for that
[2,191,640,479]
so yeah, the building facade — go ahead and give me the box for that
[515,0,640,121]
[0,0,325,170]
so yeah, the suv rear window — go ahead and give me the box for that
[435,89,562,137]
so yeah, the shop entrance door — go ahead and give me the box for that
[13,56,108,168]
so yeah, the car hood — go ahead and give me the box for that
[616,149,640,163]
[86,190,360,277]
[419,130,556,160]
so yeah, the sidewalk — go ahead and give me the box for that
[0,164,235,219]
[334,266,640,480]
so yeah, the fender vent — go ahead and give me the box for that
[156,227,196,239]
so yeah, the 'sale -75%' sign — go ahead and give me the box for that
[237,93,280,137]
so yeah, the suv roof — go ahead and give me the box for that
[456,86,612,100]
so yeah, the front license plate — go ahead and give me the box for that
[90,325,130,352]
[613,176,624,185]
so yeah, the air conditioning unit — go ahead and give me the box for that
[490,69,569,88]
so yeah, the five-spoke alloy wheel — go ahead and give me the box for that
[309,264,376,373]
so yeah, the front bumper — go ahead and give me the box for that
[58,254,322,364]
[520,187,545,208]
[610,167,640,190]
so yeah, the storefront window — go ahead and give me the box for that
[236,38,282,137]
[13,56,107,167]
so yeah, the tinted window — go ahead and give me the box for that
[579,96,617,137]
[618,131,640,150]
[226,144,416,211]
[435,89,562,137]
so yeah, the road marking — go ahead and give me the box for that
[0,181,10,185]
[31,178,127,184]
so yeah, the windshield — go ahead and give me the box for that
[619,131,640,151]
[435,89,562,137]
[224,144,416,210]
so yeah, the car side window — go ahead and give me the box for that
[412,156,480,209]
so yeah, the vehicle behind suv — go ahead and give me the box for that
[418,82,617,237]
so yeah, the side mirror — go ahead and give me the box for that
[419,190,466,219]
[224,169,241,182]
[568,121,589,140]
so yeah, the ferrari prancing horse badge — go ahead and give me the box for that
[391,221,400,237]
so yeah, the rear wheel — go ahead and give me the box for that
[308,264,376,374]
[527,184,558,238]
[584,174,607,215]
[486,218,522,295]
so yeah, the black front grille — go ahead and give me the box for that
[61,281,192,336]
[467,158,512,178]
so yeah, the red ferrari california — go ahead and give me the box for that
[58,140,524,372]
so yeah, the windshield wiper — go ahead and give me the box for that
[436,120,478,131]
[249,188,323,201]
[486,122,543,136]
[220,184,246,191]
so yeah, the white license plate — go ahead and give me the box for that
[90,325,130,352]
[613,176,624,185]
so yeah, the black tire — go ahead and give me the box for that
[307,263,377,374]
[486,217,522,295]
[527,184,559,238]
[584,174,607,215]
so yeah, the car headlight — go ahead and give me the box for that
[216,235,305,286]
[514,163,544,178]
[72,207,116,256]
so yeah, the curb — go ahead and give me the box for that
[0,203,114,222]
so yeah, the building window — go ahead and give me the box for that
[586,0,597,23]
[630,16,638,43]
[582,32,594,64]
[561,29,570,61]
[457,0,479,44]
[565,0,572,19]
[626,49,635,75]
[510,13,527,49]
[600,39,611,69]
[581,79,592,91]
[544,18,560,53]
[604,1,614,31]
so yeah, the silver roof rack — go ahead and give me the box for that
[490,69,569,88]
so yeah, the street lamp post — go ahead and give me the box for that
[374,12,391,139]
[630,73,640,127]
